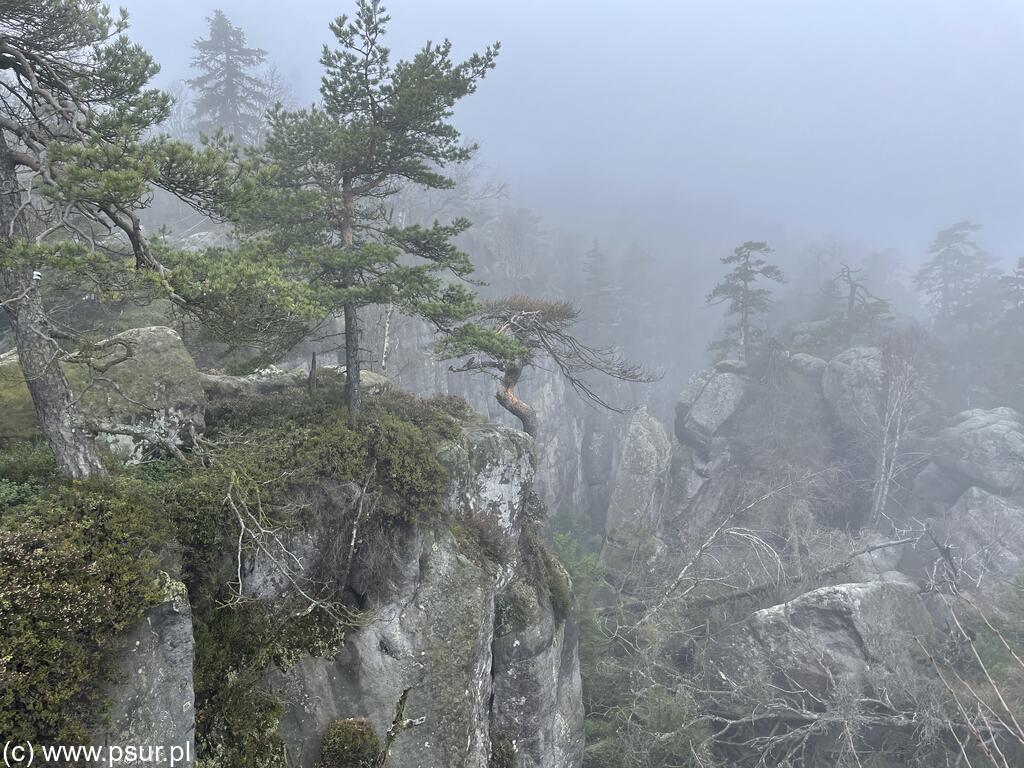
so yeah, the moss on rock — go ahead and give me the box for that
[314,718,380,768]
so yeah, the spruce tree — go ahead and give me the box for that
[189,9,270,143]
[235,0,499,412]
[0,2,239,476]
[705,241,784,363]
[915,221,994,330]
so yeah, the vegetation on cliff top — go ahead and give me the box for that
[0,386,468,751]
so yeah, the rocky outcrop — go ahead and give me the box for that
[822,346,884,435]
[930,487,1024,592]
[934,407,1024,493]
[254,420,583,768]
[601,408,672,582]
[93,582,195,766]
[490,575,585,768]
[707,580,937,761]
[0,326,205,461]
[674,363,747,454]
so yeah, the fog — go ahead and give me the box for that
[121,0,1024,262]
[8,3,1024,763]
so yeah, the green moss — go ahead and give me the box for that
[314,718,380,768]
[0,479,166,742]
[495,580,537,635]
[521,524,573,624]
[0,384,464,752]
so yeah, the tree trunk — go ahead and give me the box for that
[343,301,361,413]
[341,177,361,413]
[495,366,538,438]
[0,134,104,477]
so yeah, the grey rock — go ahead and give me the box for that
[199,365,390,400]
[911,461,969,503]
[935,408,1024,493]
[94,582,195,766]
[935,487,1024,592]
[602,409,672,582]
[822,346,884,435]
[675,369,747,453]
[265,420,582,768]
[491,579,585,768]
[789,352,827,377]
[709,580,936,715]
[0,326,205,461]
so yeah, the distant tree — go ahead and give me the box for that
[439,296,656,437]
[832,263,889,344]
[581,241,621,335]
[189,9,271,143]
[0,2,238,476]
[915,221,995,330]
[234,0,499,413]
[706,241,785,362]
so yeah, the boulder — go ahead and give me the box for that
[935,487,1024,592]
[707,577,937,768]
[789,352,827,377]
[199,364,390,400]
[0,326,205,462]
[822,346,884,435]
[934,408,1024,493]
[674,368,747,453]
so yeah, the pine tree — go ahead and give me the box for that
[0,2,240,476]
[915,221,995,330]
[234,0,499,412]
[189,9,270,143]
[705,241,784,362]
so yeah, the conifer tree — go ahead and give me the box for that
[189,9,270,143]
[235,0,499,413]
[915,221,994,330]
[705,241,784,362]
[0,2,240,476]
[440,296,655,437]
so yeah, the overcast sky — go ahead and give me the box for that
[119,0,1024,268]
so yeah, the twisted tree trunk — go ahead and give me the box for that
[0,134,104,477]
[495,365,538,438]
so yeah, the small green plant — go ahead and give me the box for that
[315,718,381,768]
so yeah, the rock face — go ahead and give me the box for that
[935,408,1024,493]
[822,346,884,435]
[602,408,672,581]
[935,487,1024,591]
[710,581,934,699]
[261,421,583,768]
[674,367,747,454]
[0,326,205,461]
[707,581,937,763]
[93,583,195,766]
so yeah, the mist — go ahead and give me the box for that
[120,0,1024,262]
[6,2,1024,765]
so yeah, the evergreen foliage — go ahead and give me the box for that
[189,9,271,143]
[706,241,785,362]
[232,0,499,412]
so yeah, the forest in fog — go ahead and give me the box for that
[2,2,1024,767]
